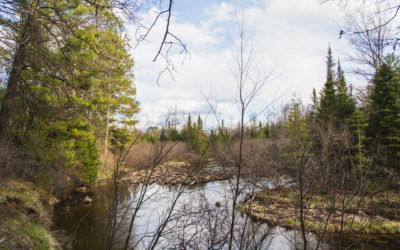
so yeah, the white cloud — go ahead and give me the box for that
[203,2,235,26]
[128,0,356,128]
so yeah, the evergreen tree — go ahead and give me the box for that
[368,55,400,170]
[166,121,179,141]
[194,115,207,153]
[197,115,203,132]
[318,47,337,123]
[217,119,228,143]
[160,127,168,141]
[263,122,271,138]
[334,60,356,125]
[283,94,311,168]
[315,48,355,128]
[181,114,192,141]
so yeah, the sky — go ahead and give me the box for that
[126,0,359,129]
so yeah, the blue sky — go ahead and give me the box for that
[173,0,225,23]
[127,0,360,128]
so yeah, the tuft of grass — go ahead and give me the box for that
[285,218,295,225]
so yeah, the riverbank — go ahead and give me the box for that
[241,187,400,236]
[0,179,60,249]
[120,161,235,185]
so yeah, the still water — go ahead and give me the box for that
[53,178,398,249]
[53,179,322,249]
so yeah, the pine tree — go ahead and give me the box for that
[334,60,356,125]
[217,119,228,143]
[194,115,207,153]
[197,115,203,132]
[181,114,192,141]
[166,121,179,141]
[368,55,400,170]
[315,48,355,128]
[283,94,311,172]
[318,47,337,123]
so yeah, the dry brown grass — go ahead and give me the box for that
[124,141,207,170]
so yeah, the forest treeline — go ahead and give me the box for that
[143,46,400,189]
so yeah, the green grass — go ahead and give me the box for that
[0,180,59,249]
[285,218,295,225]
[4,215,53,249]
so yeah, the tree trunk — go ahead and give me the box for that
[0,0,40,138]
[0,38,28,137]
[104,82,111,167]
[104,100,110,166]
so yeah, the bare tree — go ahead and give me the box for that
[198,12,275,249]
[344,4,399,80]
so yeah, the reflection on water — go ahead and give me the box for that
[53,184,131,249]
[53,179,324,249]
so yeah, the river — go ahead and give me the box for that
[53,177,325,249]
[52,178,398,249]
